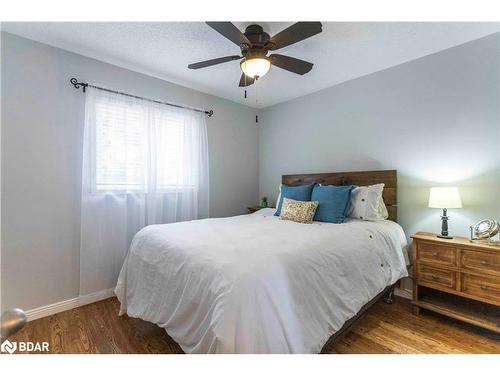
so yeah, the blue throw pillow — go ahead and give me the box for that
[274,183,315,216]
[311,184,354,223]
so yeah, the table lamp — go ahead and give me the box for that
[428,187,462,239]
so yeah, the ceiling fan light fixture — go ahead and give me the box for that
[240,57,271,79]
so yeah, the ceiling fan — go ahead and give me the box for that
[188,22,322,87]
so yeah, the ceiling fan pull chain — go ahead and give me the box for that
[254,81,259,123]
[256,76,259,107]
[244,72,247,99]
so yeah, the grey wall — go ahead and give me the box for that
[2,31,499,312]
[1,32,259,311]
[260,33,500,242]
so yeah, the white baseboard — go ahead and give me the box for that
[25,288,115,322]
[394,287,412,300]
[77,288,115,307]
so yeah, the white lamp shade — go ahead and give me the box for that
[428,187,462,208]
[240,58,271,78]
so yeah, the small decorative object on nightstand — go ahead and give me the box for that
[428,187,462,239]
[470,219,500,246]
[412,232,500,333]
[261,196,268,208]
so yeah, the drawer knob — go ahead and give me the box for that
[431,275,440,281]
[480,285,488,291]
[432,252,438,257]
[480,260,488,266]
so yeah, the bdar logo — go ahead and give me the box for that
[1,339,17,354]
[1,339,49,353]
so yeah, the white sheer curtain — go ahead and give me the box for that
[80,87,209,295]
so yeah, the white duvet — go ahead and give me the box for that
[115,208,408,354]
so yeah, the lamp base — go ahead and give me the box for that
[438,208,453,239]
[437,235,454,239]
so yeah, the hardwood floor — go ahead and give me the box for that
[8,296,499,354]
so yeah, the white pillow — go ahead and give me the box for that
[378,196,389,220]
[347,183,388,221]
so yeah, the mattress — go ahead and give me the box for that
[115,208,408,353]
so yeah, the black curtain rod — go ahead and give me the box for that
[70,78,214,117]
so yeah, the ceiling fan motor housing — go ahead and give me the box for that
[242,24,272,55]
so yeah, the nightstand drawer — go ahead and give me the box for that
[417,242,456,266]
[462,273,500,304]
[460,249,500,275]
[418,265,456,290]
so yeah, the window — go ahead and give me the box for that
[154,116,186,189]
[86,89,205,193]
[94,100,147,191]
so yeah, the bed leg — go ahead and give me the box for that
[383,285,395,304]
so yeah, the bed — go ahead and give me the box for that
[115,170,408,353]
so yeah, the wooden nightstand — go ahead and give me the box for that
[247,206,274,214]
[412,232,500,333]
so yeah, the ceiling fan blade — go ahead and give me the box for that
[269,54,313,75]
[188,55,242,69]
[239,73,255,87]
[206,22,252,47]
[268,22,322,50]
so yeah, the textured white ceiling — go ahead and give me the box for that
[2,22,499,108]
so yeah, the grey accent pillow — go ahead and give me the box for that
[346,183,388,221]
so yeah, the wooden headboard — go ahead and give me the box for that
[282,170,397,222]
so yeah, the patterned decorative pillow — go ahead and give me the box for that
[279,198,319,224]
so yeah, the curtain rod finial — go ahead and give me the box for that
[70,78,88,92]
[207,110,214,117]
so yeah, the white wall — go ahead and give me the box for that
[260,33,500,241]
[1,32,260,311]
